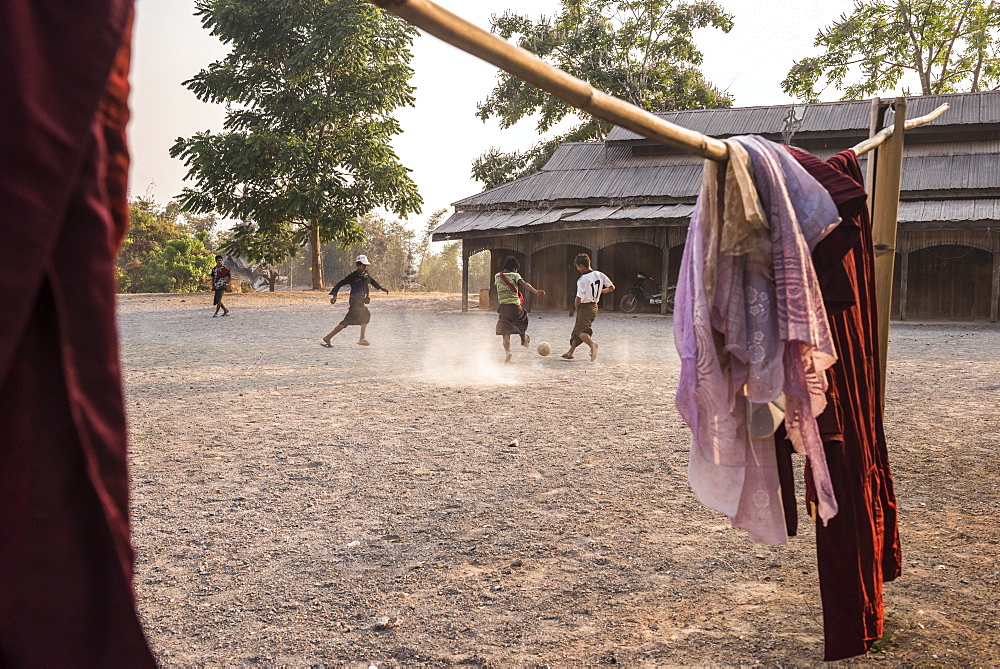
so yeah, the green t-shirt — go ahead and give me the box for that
[495,271,522,305]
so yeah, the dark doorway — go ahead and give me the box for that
[599,242,663,312]
[905,245,992,319]
[527,244,591,311]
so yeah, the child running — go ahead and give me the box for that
[322,255,388,346]
[494,256,545,364]
[563,253,614,361]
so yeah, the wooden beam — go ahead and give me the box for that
[461,239,469,313]
[871,97,907,403]
[660,226,671,315]
[899,246,909,321]
[992,231,1000,323]
[368,0,728,161]
[864,97,883,220]
[524,247,533,312]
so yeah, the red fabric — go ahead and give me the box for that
[782,147,902,661]
[0,1,154,663]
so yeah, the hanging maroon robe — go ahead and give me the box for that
[780,146,903,661]
[0,1,155,664]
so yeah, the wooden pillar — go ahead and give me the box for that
[865,97,883,218]
[591,244,602,309]
[461,239,469,313]
[524,243,533,312]
[871,96,907,403]
[899,244,909,321]
[661,226,671,315]
[991,232,1000,323]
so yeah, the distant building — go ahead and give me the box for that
[434,91,1000,320]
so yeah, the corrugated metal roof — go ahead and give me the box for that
[899,199,1000,222]
[902,154,999,191]
[453,152,998,210]
[434,203,695,237]
[606,91,1000,142]
[454,163,704,207]
[434,198,1000,239]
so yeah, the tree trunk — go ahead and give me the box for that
[267,270,278,292]
[309,224,323,290]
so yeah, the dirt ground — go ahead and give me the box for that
[119,291,1000,666]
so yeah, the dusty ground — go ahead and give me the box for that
[119,291,1000,666]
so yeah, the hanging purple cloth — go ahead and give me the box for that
[675,135,842,542]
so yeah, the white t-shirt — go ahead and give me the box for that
[576,270,612,303]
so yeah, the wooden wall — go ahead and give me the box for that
[470,227,1000,321]
[899,245,994,319]
[598,242,663,312]
[528,244,590,311]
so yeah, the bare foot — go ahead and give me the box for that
[560,352,573,360]
[213,313,218,318]
[505,353,513,364]
[358,339,370,346]
[521,334,530,347]
[320,339,332,348]
[590,342,599,361]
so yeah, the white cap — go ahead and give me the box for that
[356,254,371,265]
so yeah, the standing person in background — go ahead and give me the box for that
[211,255,231,317]
[0,0,156,664]
[562,253,614,362]
[322,255,389,347]
[495,256,545,364]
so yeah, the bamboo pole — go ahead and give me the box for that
[870,97,907,403]
[368,0,729,161]
[852,103,950,156]
[864,98,884,219]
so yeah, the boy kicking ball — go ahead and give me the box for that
[563,253,614,361]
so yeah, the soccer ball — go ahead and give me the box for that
[537,341,552,356]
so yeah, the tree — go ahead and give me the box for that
[165,200,220,248]
[783,0,1000,102]
[473,0,734,189]
[420,241,463,292]
[118,197,215,293]
[417,208,449,266]
[171,0,423,290]
[322,212,416,290]
[145,236,216,293]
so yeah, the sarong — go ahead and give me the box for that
[570,302,599,345]
[339,297,371,326]
[496,303,529,335]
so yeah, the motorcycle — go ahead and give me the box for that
[619,272,676,313]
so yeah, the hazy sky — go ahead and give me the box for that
[129,0,865,228]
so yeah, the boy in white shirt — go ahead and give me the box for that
[562,253,614,361]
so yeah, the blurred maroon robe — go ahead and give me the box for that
[781,147,902,661]
[0,0,155,664]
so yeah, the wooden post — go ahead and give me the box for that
[865,97,883,218]
[871,97,906,402]
[899,246,909,321]
[524,247,533,312]
[661,226,671,315]
[991,231,1000,323]
[461,240,469,313]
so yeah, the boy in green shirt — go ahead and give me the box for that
[494,256,545,364]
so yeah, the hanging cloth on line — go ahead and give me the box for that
[780,146,902,662]
[674,135,842,544]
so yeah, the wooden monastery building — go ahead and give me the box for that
[433,91,1000,320]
